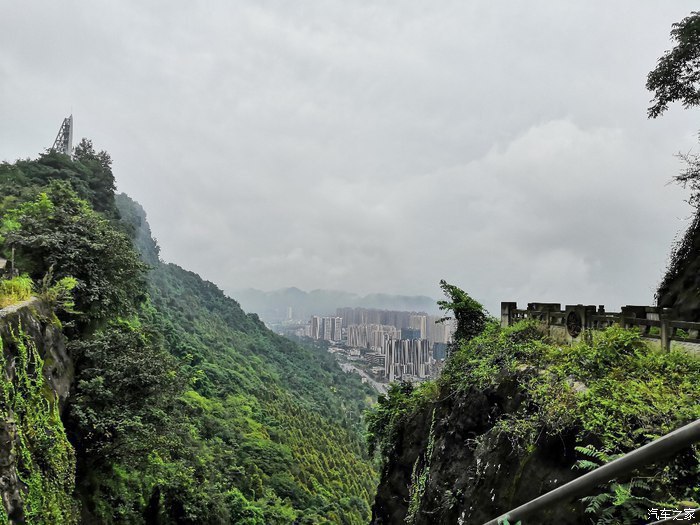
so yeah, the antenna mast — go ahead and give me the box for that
[51,115,74,156]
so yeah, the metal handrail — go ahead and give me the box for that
[482,419,700,525]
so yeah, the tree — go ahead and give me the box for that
[647,12,700,314]
[66,321,184,463]
[1,181,147,325]
[72,138,117,215]
[436,280,487,343]
[647,11,700,118]
[68,321,184,462]
[0,145,118,219]
[65,320,192,524]
[73,138,112,170]
[673,149,700,208]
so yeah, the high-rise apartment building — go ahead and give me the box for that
[310,316,343,342]
[320,318,330,340]
[346,324,400,350]
[383,338,432,380]
[426,316,455,345]
[311,316,321,340]
[330,317,342,341]
[409,315,427,339]
[402,328,422,340]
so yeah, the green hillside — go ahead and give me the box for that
[0,146,378,523]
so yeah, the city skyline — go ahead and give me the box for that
[303,307,455,382]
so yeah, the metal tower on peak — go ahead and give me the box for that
[51,115,73,156]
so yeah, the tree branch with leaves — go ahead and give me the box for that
[647,11,700,118]
[437,279,487,345]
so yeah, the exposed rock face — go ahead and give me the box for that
[0,298,75,523]
[371,376,584,525]
[0,417,22,524]
[0,299,73,408]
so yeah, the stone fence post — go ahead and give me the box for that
[659,314,671,353]
[501,302,517,328]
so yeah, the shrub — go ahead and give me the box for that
[0,274,33,308]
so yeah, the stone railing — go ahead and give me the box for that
[501,302,700,353]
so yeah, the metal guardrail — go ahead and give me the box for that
[482,419,700,525]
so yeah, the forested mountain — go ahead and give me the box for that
[0,146,378,524]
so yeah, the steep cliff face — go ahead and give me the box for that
[369,322,700,525]
[371,377,581,525]
[0,299,77,524]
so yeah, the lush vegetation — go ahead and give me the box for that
[0,141,118,220]
[647,11,700,119]
[0,275,33,308]
[368,313,700,523]
[436,278,487,348]
[442,322,699,452]
[0,324,77,524]
[1,182,146,327]
[648,11,700,319]
[0,150,378,523]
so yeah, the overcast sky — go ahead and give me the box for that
[1,1,699,314]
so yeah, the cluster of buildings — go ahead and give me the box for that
[303,308,455,382]
[310,316,342,341]
[346,324,400,349]
[384,338,432,381]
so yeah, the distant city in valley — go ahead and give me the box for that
[234,287,440,323]
[263,302,455,390]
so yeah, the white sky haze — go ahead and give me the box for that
[1,1,699,313]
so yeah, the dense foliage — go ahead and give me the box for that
[647,11,700,118]
[0,149,378,523]
[123,261,378,524]
[648,10,700,317]
[368,316,700,522]
[1,183,147,326]
[436,279,487,344]
[0,144,118,219]
[0,275,33,307]
[443,322,699,453]
[0,321,77,524]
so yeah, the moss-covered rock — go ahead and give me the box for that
[0,298,77,524]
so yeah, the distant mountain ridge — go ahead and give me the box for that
[233,287,440,324]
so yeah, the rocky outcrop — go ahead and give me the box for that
[371,375,583,525]
[0,298,76,523]
[371,318,700,525]
[0,298,73,408]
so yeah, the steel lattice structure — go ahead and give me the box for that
[51,115,73,156]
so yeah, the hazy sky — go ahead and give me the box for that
[1,1,699,313]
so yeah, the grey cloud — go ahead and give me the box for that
[1,1,699,315]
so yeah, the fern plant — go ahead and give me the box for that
[575,445,655,525]
[38,266,78,314]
